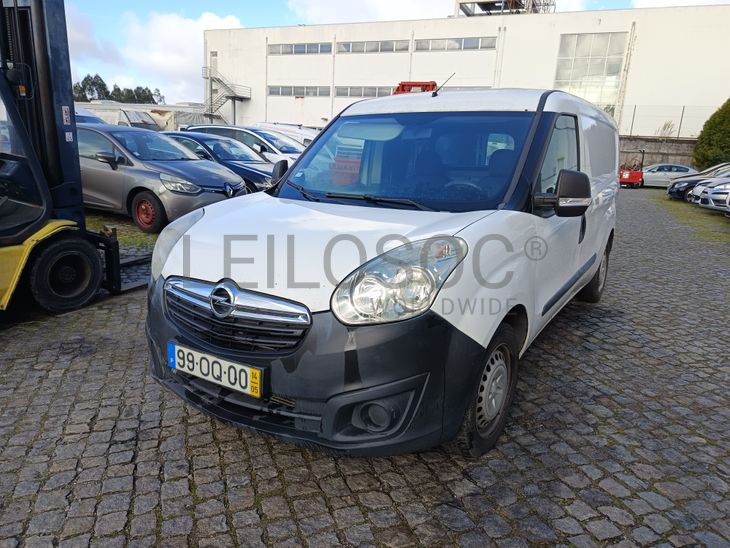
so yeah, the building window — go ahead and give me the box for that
[336,40,410,54]
[268,86,331,97]
[268,42,333,55]
[554,32,628,108]
[414,37,496,52]
[334,86,394,97]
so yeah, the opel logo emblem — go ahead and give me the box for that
[210,283,235,319]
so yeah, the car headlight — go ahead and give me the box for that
[712,183,730,191]
[674,182,688,189]
[151,208,205,279]
[160,173,201,194]
[331,237,467,325]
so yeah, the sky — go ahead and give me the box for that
[67,0,726,104]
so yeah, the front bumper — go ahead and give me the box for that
[667,186,689,199]
[160,191,227,222]
[145,276,485,456]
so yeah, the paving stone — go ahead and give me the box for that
[0,191,728,546]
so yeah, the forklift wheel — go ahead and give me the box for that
[29,236,103,313]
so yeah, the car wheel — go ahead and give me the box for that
[131,191,167,233]
[577,245,609,303]
[29,235,103,313]
[448,324,518,458]
[684,190,694,203]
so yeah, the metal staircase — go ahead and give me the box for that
[202,66,251,115]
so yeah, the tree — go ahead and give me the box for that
[693,98,730,170]
[72,74,163,105]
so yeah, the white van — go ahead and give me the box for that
[146,89,618,457]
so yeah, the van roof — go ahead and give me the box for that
[341,89,605,120]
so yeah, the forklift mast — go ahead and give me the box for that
[1,0,84,228]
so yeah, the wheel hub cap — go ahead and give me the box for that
[476,348,509,430]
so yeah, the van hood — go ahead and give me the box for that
[144,159,242,189]
[161,192,494,312]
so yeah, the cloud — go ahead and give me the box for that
[632,0,727,5]
[287,0,454,23]
[66,4,123,69]
[68,9,241,103]
[119,11,242,103]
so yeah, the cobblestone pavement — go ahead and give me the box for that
[0,190,728,547]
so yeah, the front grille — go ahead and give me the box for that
[165,278,311,354]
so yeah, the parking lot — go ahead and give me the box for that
[0,189,728,547]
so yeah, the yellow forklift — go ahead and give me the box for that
[0,0,126,313]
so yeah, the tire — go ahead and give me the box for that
[447,324,519,458]
[577,245,609,303]
[684,190,694,203]
[131,191,167,233]
[29,236,103,313]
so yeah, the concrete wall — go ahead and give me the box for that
[205,5,730,133]
[619,136,696,168]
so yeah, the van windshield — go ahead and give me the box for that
[280,111,533,212]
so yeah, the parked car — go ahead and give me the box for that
[253,122,319,146]
[641,163,696,188]
[77,124,246,232]
[147,89,618,457]
[186,125,304,163]
[699,181,730,212]
[667,163,730,201]
[690,178,730,204]
[75,107,106,124]
[164,131,274,192]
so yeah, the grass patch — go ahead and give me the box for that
[649,191,730,245]
[85,210,157,250]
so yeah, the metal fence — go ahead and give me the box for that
[603,104,716,139]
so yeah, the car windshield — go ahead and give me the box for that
[110,130,198,161]
[251,129,304,154]
[280,111,533,212]
[204,138,267,162]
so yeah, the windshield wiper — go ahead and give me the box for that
[324,192,433,211]
[285,180,321,202]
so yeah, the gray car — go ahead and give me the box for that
[77,124,246,232]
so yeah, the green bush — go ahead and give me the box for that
[693,98,730,170]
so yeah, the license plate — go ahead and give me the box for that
[167,342,262,398]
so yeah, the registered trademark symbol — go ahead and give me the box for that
[524,236,548,261]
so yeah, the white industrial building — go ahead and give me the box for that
[203,2,730,137]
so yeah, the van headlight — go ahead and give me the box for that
[151,208,205,279]
[160,173,201,194]
[332,237,467,325]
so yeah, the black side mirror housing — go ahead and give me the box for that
[196,151,211,160]
[271,159,289,184]
[534,169,591,217]
[96,152,118,170]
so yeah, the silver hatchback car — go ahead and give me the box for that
[77,124,246,232]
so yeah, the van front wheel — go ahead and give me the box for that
[448,324,518,458]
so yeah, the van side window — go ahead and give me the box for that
[538,115,578,194]
[78,129,115,159]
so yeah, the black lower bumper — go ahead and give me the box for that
[146,276,485,456]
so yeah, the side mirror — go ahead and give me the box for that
[196,151,212,160]
[534,169,591,217]
[271,159,288,184]
[253,143,267,154]
[96,152,118,170]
